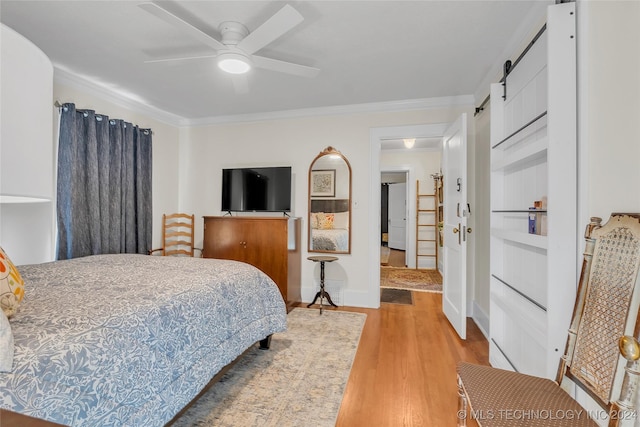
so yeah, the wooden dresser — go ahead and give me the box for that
[202,216,301,309]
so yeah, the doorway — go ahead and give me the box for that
[372,116,470,340]
[379,141,444,299]
[370,122,453,309]
[381,172,409,268]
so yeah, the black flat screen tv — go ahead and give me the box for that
[221,166,292,213]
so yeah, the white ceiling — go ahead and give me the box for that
[0,0,545,124]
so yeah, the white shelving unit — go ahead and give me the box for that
[416,180,437,269]
[489,3,577,380]
[1,25,55,265]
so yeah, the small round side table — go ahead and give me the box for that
[307,255,339,314]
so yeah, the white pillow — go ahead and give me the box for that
[333,211,349,229]
[0,309,14,372]
[310,212,321,229]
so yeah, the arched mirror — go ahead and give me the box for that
[308,146,352,254]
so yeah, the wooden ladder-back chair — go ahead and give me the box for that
[149,213,201,257]
[457,214,640,427]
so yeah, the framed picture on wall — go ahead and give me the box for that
[310,169,335,197]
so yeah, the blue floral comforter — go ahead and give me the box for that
[0,254,287,426]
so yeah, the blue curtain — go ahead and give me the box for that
[56,103,152,260]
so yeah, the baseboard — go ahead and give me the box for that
[471,301,489,340]
[342,288,379,308]
[301,285,379,309]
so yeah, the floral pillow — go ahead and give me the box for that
[0,246,25,317]
[318,213,335,230]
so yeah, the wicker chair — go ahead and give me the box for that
[457,214,640,426]
[149,213,202,257]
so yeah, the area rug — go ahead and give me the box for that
[172,308,367,427]
[380,288,413,305]
[380,266,443,293]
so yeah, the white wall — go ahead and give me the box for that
[180,107,470,308]
[580,0,640,220]
[574,1,640,420]
[0,24,54,264]
[381,150,441,182]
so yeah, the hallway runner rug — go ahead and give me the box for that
[172,308,367,427]
[381,266,443,293]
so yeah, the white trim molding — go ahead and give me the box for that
[187,95,475,126]
[54,65,475,127]
[54,67,188,127]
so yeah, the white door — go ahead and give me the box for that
[442,114,468,340]
[388,182,407,251]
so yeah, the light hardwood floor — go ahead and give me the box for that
[332,292,489,426]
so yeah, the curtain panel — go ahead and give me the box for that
[57,103,152,260]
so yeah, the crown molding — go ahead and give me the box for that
[381,147,442,154]
[54,67,189,127]
[54,66,474,127]
[186,95,475,126]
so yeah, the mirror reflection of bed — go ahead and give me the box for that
[308,146,352,254]
[309,200,349,251]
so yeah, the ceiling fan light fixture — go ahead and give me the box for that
[403,138,416,149]
[217,52,251,74]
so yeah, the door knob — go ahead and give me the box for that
[454,223,461,245]
[467,228,472,233]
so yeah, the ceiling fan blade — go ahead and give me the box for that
[252,55,320,78]
[231,74,250,94]
[144,54,218,64]
[139,2,226,51]
[237,4,304,55]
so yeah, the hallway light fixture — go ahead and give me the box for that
[403,138,416,149]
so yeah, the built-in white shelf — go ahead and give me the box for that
[491,137,548,172]
[489,3,577,381]
[491,288,546,347]
[0,195,51,204]
[490,227,547,249]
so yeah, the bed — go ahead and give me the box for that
[309,200,350,252]
[310,228,349,252]
[0,254,287,426]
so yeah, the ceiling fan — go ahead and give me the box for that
[139,2,320,93]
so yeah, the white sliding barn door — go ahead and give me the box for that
[489,3,577,379]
